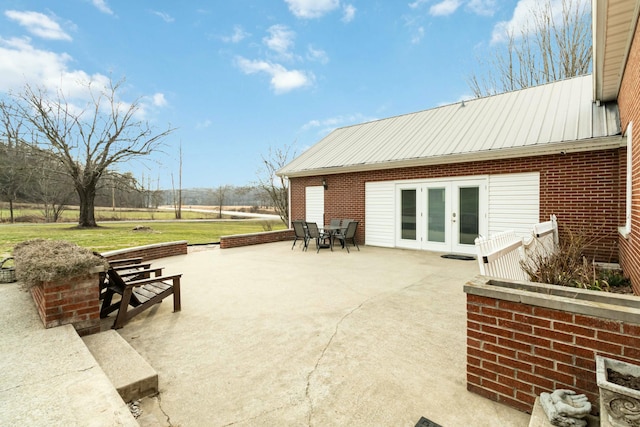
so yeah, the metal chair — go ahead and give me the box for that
[292,220,308,250]
[305,222,331,252]
[334,221,359,253]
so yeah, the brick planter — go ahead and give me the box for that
[464,276,640,415]
[30,268,102,336]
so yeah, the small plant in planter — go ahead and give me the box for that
[596,356,640,427]
[522,228,632,293]
[13,239,108,289]
[13,239,109,334]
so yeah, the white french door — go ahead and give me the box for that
[396,178,487,254]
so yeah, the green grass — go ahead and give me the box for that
[0,220,286,255]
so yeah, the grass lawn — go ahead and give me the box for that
[0,220,286,255]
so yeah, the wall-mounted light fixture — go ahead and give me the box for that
[322,178,328,190]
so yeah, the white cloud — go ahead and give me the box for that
[196,119,212,129]
[284,0,340,19]
[301,113,372,134]
[0,36,156,122]
[411,26,425,44]
[92,0,114,15]
[306,45,329,64]
[152,11,175,23]
[408,0,429,9]
[491,0,588,44]
[430,0,462,16]
[263,24,296,59]
[467,0,497,16]
[5,10,72,41]
[222,25,250,43]
[235,56,314,94]
[152,93,168,107]
[342,4,356,22]
[408,0,496,16]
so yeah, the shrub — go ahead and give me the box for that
[13,239,109,289]
[522,228,612,291]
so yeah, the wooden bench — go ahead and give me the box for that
[101,264,182,329]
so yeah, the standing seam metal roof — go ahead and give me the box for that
[278,75,621,177]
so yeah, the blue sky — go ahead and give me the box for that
[0,0,574,189]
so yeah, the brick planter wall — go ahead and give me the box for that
[464,276,640,414]
[30,270,102,336]
[220,229,295,249]
[101,240,188,262]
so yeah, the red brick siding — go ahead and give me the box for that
[31,272,101,336]
[618,17,640,293]
[291,150,624,262]
[466,293,640,414]
[220,229,295,249]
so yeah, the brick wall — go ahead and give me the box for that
[220,229,295,249]
[30,271,102,336]
[465,277,640,414]
[291,149,625,262]
[618,16,640,293]
[102,240,188,262]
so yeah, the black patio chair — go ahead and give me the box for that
[305,222,331,253]
[334,221,359,253]
[329,218,341,227]
[292,220,308,250]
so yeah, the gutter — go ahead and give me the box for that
[278,135,625,178]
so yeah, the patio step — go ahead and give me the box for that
[82,330,158,402]
[528,397,599,427]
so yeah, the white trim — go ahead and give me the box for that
[620,122,633,238]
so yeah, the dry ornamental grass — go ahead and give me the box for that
[13,239,108,289]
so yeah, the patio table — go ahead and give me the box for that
[320,225,343,251]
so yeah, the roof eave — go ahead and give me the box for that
[279,136,625,178]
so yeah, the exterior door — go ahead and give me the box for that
[305,186,324,226]
[396,179,486,254]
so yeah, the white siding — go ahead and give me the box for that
[365,181,396,247]
[305,186,324,226]
[488,172,540,238]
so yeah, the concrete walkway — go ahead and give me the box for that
[0,282,136,426]
[114,242,530,426]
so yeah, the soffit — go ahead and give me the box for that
[594,0,640,101]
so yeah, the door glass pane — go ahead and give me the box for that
[401,189,416,240]
[459,187,479,245]
[427,188,445,243]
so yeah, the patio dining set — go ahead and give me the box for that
[291,219,360,253]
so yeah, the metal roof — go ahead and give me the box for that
[278,75,622,178]
[593,0,640,102]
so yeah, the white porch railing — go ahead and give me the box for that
[475,215,558,281]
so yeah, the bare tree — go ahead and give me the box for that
[211,185,231,218]
[8,79,174,227]
[467,0,591,97]
[0,101,33,223]
[256,143,296,226]
[33,156,75,222]
[172,142,183,219]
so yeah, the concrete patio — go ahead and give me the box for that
[1,241,531,426]
[117,242,529,426]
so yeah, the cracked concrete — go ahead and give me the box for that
[115,242,530,426]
